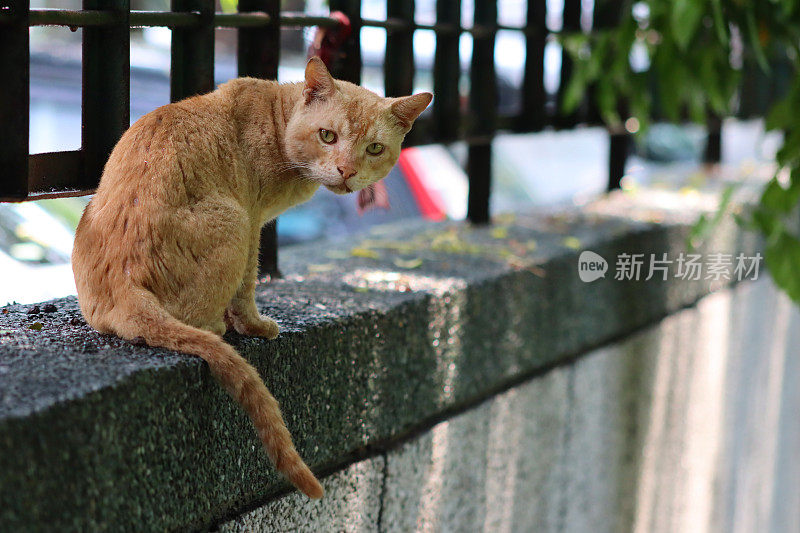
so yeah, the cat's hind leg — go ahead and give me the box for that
[148,196,251,336]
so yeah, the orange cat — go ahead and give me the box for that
[72,57,432,499]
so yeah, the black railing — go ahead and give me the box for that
[0,0,726,275]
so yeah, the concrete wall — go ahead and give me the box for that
[1,192,786,531]
[222,278,800,532]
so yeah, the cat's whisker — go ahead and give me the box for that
[275,162,315,174]
[276,163,321,184]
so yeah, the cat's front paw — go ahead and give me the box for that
[236,315,280,340]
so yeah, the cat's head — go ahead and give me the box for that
[285,57,432,194]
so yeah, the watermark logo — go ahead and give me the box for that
[578,250,608,282]
[577,251,762,283]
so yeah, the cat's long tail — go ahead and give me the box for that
[119,288,324,499]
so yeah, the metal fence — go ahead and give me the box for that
[1,0,723,276]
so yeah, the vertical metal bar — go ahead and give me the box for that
[0,0,29,199]
[587,0,619,125]
[238,0,279,80]
[467,0,497,224]
[238,0,281,279]
[703,114,722,164]
[556,0,581,127]
[328,0,362,84]
[385,0,414,97]
[256,220,280,280]
[386,0,416,143]
[433,0,460,142]
[607,131,630,190]
[519,0,546,131]
[170,0,214,102]
[592,0,631,191]
[82,0,129,189]
[467,144,492,221]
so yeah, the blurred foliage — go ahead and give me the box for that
[563,0,800,303]
[220,0,237,13]
[35,198,88,230]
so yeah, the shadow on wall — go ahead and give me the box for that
[379,278,799,533]
[223,276,800,532]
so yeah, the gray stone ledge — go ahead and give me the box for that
[219,456,385,532]
[220,276,800,533]
[0,191,761,530]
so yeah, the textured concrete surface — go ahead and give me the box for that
[381,368,569,533]
[219,456,384,533]
[0,192,761,530]
[376,277,800,533]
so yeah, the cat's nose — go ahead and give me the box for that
[337,166,357,180]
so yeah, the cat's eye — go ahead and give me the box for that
[366,143,384,155]
[319,129,337,144]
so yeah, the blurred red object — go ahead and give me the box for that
[307,11,352,66]
[357,183,391,215]
[398,148,446,220]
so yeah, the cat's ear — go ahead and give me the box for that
[303,56,336,104]
[391,92,433,130]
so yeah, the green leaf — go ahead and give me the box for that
[671,0,704,50]
[350,247,379,259]
[710,0,728,45]
[393,257,423,269]
[562,69,587,114]
[587,34,610,79]
[733,211,751,230]
[717,184,737,217]
[750,208,781,238]
[628,74,653,133]
[597,80,621,126]
[760,176,800,214]
[687,86,707,124]
[654,50,683,120]
[688,214,709,249]
[766,96,792,131]
[490,226,509,239]
[219,0,237,13]
[765,230,800,304]
[745,10,770,71]
[560,33,589,57]
[688,184,737,248]
[776,129,800,168]
[698,52,729,114]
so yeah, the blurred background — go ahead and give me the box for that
[1,0,782,304]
